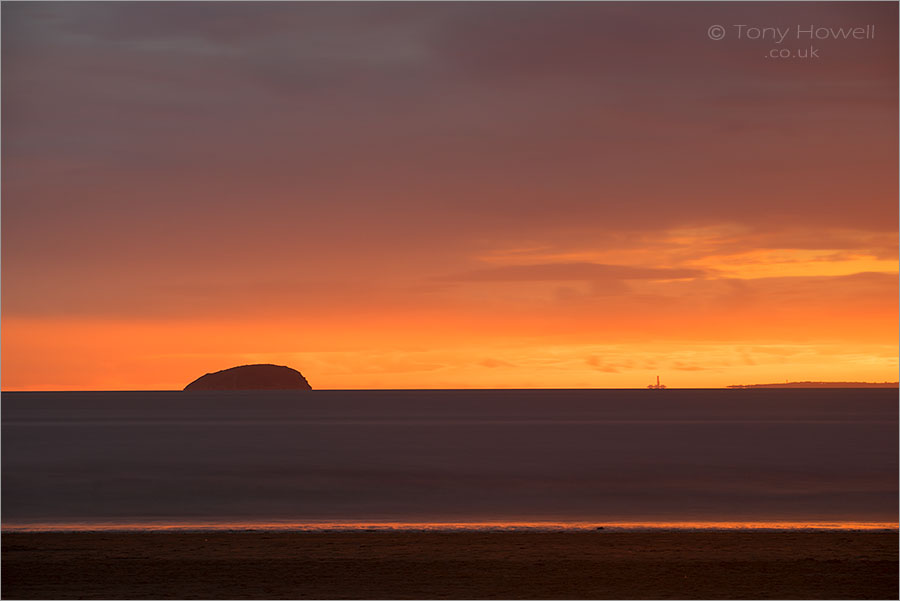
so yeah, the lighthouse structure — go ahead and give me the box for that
[647,375,667,389]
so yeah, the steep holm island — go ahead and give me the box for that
[184,364,312,391]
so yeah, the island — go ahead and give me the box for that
[184,364,312,391]
[727,381,898,389]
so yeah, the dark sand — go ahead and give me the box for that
[2,530,897,599]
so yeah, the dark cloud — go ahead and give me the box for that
[2,2,896,322]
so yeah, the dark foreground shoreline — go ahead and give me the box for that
[3,530,897,599]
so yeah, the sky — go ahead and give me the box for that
[2,1,897,390]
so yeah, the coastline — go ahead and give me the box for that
[3,520,898,533]
[4,529,897,599]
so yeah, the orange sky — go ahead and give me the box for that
[2,2,897,390]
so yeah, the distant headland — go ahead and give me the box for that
[184,364,312,391]
[727,381,898,389]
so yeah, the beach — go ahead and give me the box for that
[3,530,897,599]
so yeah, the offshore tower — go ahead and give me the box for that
[647,375,667,389]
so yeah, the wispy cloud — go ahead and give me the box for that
[442,262,706,283]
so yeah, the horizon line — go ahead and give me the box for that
[4,520,897,533]
[4,384,898,393]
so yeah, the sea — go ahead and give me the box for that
[2,389,897,532]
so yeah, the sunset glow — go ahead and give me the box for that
[2,2,897,390]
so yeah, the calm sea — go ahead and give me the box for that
[2,389,897,531]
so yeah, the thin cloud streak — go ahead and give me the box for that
[441,263,707,283]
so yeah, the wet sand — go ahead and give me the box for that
[2,530,897,599]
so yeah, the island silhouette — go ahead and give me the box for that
[727,381,898,389]
[184,364,312,391]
